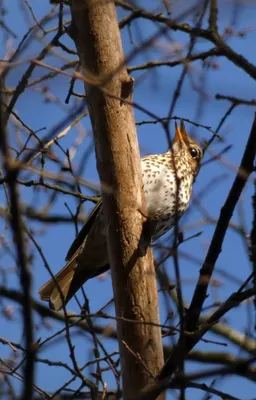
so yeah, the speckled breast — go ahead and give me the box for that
[141,155,193,240]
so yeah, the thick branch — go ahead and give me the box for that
[69,1,164,398]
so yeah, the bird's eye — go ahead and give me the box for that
[189,147,198,158]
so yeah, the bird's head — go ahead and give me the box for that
[172,120,202,178]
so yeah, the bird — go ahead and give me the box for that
[39,121,202,311]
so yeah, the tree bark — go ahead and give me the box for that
[70,1,164,398]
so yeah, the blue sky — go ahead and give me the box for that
[1,1,256,399]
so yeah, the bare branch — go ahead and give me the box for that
[0,84,35,400]
[187,113,256,330]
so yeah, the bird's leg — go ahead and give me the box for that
[138,220,157,257]
[136,206,153,256]
[143,219,157,244]
[177,231,184,244]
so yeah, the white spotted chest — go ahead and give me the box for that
[141,155,194,239]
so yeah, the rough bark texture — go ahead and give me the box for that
[70,1,164,398]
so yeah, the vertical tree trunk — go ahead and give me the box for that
[70,1,164,398]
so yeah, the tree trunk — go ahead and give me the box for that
[70,1,164,398]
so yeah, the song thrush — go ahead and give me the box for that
[39,121,202,310]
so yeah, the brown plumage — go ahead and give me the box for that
[39,121,202,310]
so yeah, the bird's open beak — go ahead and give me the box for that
[174,120,189,144]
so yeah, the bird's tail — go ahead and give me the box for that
[38,255,77,311]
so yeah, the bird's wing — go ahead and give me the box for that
[65,199,103,261]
